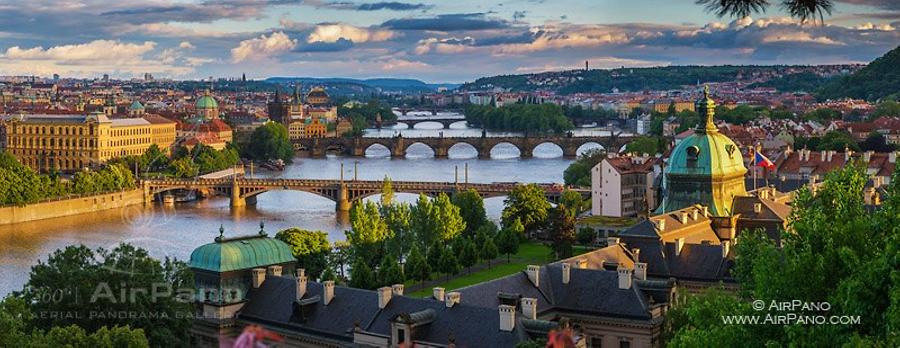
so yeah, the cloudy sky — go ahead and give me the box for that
[0,0,897,82]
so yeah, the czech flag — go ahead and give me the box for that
[754,151,775,170]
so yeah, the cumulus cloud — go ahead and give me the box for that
[854,22,896,31]
[307,24,395,43]
[179,41,195,49]
[415,36,476,54]
[231,31,297,62]
[356,2,432,11]
[0,39,194,77]
[494,26,630,54]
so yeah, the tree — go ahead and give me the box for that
[563,148,606,186]
[860,131,896,152]
[349,258,376,290]
[496,227,521,263]
[433,193,466,242]
[380,176,394,206]
[666,165,900,346]
[625,136,666,155]
[405,246,431,287]
[452,189,488,238]
[20,244,192,347]
[329,241,351,280]
[480,237,499,269]
[438,249,460,281]
[411,194,439,246]
[458,239,479,274]
[426,240,444,271]
[871,100,900,119]
[817,130,860,151]
[346,201,389,267]
[560,190,586,216]
[576,227,595,246]
[548,204,576,259]
[244,121,293,162]
[169,157,198,178]
[275,228,331,280]
[502,184,550,238]
[382,203,412,260]
[377,255,404,286]
[696,0,834,24]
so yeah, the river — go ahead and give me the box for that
[0,123,611,296]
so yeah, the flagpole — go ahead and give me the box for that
[752,146,757,192]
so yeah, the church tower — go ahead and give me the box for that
[656,86,747,216]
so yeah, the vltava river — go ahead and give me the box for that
[0,124,611,296]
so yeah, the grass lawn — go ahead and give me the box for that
[406,242,591,298]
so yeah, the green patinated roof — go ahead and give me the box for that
[129,100,144,110]
[189,232,295,272]
[195,90,218,109]
[667,131,746,177]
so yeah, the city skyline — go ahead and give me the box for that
[0,0,898,82]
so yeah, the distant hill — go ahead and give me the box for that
[458,66,783,94]
[265,77,459,95]
[748,72,831,93]
[817,46,900,101]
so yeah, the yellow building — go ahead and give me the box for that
[304,117,327,138]
[288,120,305,140]
[3,112,176,172]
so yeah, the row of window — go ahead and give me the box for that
[9,137,97,148]
[14,125,94,136]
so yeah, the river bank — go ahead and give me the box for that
[0,189,144,226]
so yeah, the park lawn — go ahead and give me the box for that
[406,242,591,298]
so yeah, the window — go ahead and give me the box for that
[396,328,406,343]
[590,336,603,348]
[619,340,631,348]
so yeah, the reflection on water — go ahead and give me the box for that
[0,125,605,296]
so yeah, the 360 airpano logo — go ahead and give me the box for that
[723,300,861,326]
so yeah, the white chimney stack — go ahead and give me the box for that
[675,238,685,256]
[889,151,897,164]
[526,265,540,288]
[296,268,308,300]
[865,187,875,205]
[617,264,632,290]
[521,298,537,320]
[691,208,699,221]
[655,219,666,231]
[377,287,392,309]
[634,262,647,280]
[632,248,641,262]
[754,202,762,214]
[499,305,516,332]
[323,281,335,305]
[433,287,445,301]
[391,284,404,297]
[722,241,731,258]
[607,237,620,246]
[679,211,688,224]
[561,263,571,284]
[445,292,460,308]
[267,265,282,277]
[251,268,266,288]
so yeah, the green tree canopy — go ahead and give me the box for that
[452,189,488,238]
[563,149,605,186]
[275,228,331,280]
[346,201,389,267]
[405,246,431,286]
[502,184,551,236]
[244,121,293,162]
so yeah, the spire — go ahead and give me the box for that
[696,85,717,133]
[292,83,302,104]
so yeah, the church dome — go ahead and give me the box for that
[189,228,295,273]
[129,100,144,111]
[657,86,747,216]
[195,89,218,109]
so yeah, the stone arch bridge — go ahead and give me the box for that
[294,134,632,158]
[143,178,587,212]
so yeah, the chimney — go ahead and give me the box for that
[445,292,461,308]
[809,175,818,186]
[296,268,308,300]
[267,265,282,277]
[890,151,897,164]
[634,262,647,280]
[377,287,392,309]
[499,305,516,332]
[433,287,445,301]
[679,211,688,224]
[820,150,827,162]
[606,237,620,246]
[391,284,404,296]
[863,151,872,163]
[323,281,335,305]
[561,263,571,284]
[865,187,875,205]
[691,208,699,221]
[576,259,588,269]
[617,264,632,290]
[526,265,540,287]
[753,202,762,214]
[675,238,685,256]
[251,268,266,288]
[521,298,537,320]
[632,248,641,262]
[655,219,666,231]
[845,149,852,162]
[722,240,731,258]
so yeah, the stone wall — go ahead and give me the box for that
[0,189,144,225]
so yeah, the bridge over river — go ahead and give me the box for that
[293,133,632,158]
[143,177,587,212]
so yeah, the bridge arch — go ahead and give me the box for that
[363,142,392,157]
[488,142,522,159]
[575,142,605,156]
[447,142,478,158]
[447,120,468,128]
[530,142,564,158]
[403,142,436,158]
[409,121,445,130]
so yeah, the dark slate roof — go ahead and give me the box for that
[619,219,660,239]
[662,242,731,281]
[732,196,791,221]
[454,270,554,313]
[545,264,652,320]
[365,295,524,347]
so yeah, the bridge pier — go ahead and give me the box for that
[520,147,533,158]
[231,180,246,207]
[337,184,352,212]
[478,146,491,159]
[563,146,579,157]
[142,181,152,206]
[434,145,449,158]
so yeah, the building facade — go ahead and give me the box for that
[2,113,176,172]
[592,154,659,218]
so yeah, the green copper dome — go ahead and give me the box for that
[129,100,144,110]
[189,231,295,273]
[657,86,747,216]
[195,90,218,109]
